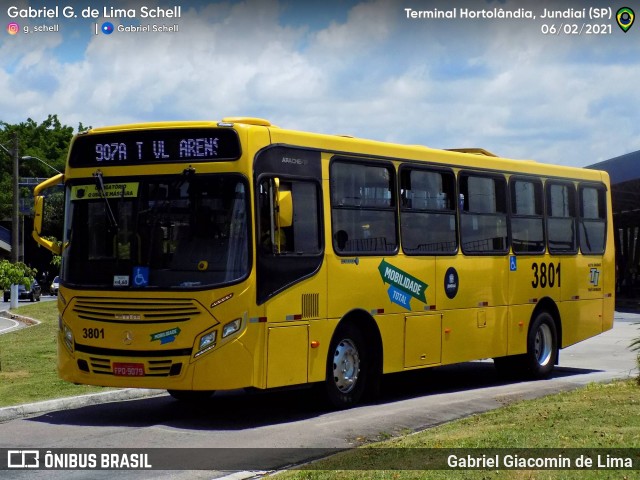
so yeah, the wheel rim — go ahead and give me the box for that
[332,338,360,393]
[534,323,553,366]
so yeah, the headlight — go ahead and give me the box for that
[194,330,217,358]
[199,331,217,350]
[222,318,242,338]
[63,324,74,353]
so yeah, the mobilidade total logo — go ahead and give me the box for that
[378,259,428,310]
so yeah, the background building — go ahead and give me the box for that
[589,151,640,305]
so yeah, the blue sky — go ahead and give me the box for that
[1,0,639,167]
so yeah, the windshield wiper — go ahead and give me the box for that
[93,170,118,229]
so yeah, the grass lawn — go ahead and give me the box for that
[276,380,640,479]
[0,300,108,407]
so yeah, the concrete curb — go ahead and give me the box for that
[0,388,166,423]
[0,310,41,335]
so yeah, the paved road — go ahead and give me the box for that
[0,311,637,479]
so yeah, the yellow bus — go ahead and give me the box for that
[33,117,614,408]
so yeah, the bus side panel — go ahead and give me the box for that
[192,337,256,390]
[327,255,436,318]
[603,295,615,332]
[436,254,509,365]
[308,318,339,382]
[441,307,508,365]
[436,256,509,311]
[376,313,408,373]
[602,175,615,332]
[560,253,603,303]
[404,313,442,367]
[573,255,606,301]
[506,304,534,356]
[261,265,327,387]
[559,298,604,348]
[266,325,308,388]
[508,255,561,307]
[560,252,606,348]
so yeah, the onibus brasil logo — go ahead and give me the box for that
[378,259,428,310]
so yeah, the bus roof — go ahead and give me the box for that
[80,117,607,183]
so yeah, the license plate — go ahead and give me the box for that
[113,362,145,376]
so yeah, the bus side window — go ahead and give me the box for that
[547,182,577,254]
[399,166,457,255]
[579,184,606,254]
[510,177,545,255]
[259,178,321,256]
[459,173,508,254]
[330,161,397,255]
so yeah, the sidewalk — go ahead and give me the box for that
[0,388,166,423]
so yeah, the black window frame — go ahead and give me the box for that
[578,182,607,255]
[546,180,578,255]
[329,158,399,256]
[509,175,546,255]
[253,144,324,305]
[458,171,509,256]
[398,164,458,256]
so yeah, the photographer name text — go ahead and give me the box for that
[7,5,181,19]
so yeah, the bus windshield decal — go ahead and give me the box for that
[69,128,241,167]
[71,182,140,200]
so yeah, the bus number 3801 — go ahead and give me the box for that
[531,262,561,289]
[83,328,105,339]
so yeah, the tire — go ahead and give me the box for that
[3,294,8,302]
[523,311,558,379]
[167,390,215,402]
[325,323,369,409]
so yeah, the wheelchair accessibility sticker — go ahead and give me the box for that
[132,266,149,287]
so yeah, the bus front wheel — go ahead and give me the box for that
[167,390,215,402]
[325,323,368,409]
[524,311,558,379]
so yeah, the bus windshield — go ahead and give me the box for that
[62,173,250,290]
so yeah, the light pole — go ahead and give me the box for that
[21,155,62,175]
[19,156,62,261]
[0,133,19,263]
[0,133,20,308]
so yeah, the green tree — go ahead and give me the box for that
[0,260,36,290]
[0,114,86,220]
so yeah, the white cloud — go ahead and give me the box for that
[1,0,639,166]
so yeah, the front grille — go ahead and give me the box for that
[72,297,202,324]
[86,356,183,377]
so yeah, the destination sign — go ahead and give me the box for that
[69,128,241,167]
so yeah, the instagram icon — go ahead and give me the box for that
[7,22,20,35]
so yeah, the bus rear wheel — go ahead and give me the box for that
[167,390,215,402]
[325,323,368,409]
[494,311,558,380]
[524,311,557,379]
